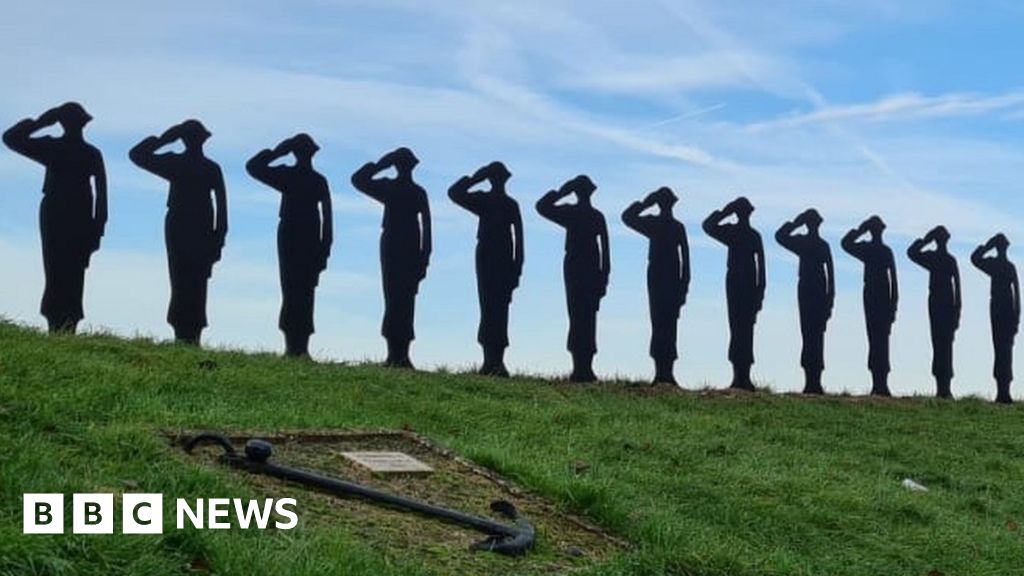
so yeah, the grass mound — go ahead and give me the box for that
[1,321,1022,575]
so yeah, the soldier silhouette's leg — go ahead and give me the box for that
[568,300,598,383]
[284,331,311,357]
[728,314,756,391]
[384,290,416,368]
[867,326,891,396]
[650,315,678,385]
[40,200,88,334]
[476,267,511,377]
[932,323,954,399]
[994,328,1014,404]
[799,304,825,394]
[648,278,679,385]
[278,226,318,359]
[803,333,825,395]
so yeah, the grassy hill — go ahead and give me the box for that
[1,321,1022,576]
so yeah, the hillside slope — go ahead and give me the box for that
[0,322,1022,576]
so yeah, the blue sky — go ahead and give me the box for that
[2,0,1023,397]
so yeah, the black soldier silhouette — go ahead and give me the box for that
[352,147,432,368]
[776,209,834,394]
[448,162,524,377]
[907,226,961,399]
[842,216,898,396]
[622,187,690,385]
[246,134,333,358]
[971,234,1020,404]
[703,197,765,391]
[129,120,228,346]
[536,175,610,382]
[3,102,107,334]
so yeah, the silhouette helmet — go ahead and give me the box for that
[864,215,886,233]
[290,133,320,155]
[732,196,754,215]
[485,161,511,182]
[391,147,419,169]
[993,233,1011,249]
[802,208,823,225]
[653,187,678,207]
[572,175,597,197]
[55,102,93,126]
[178,119,212,142]
[932,225,951,241]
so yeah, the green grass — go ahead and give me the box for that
[1,320,1022,576]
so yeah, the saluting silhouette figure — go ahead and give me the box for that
[703,197,765,391]
[448,162,524,377]
[246,134,333,358]
[776,209,834,394]
[842,216,898,396]
[129,120,228,346]
[352,147,432,368]
[908,226,961,399]
[537,175,610,382]
[3,102,107,334]
[971,234,1020,404]
[622,187,690,385]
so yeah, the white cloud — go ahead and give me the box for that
[749,91,1024,131]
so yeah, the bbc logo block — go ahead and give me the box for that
[23,494,64,534]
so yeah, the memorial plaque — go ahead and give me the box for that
[340,451,434,475]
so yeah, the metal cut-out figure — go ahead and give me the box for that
[972,234,1019,404]
[622,187,689,385]
[536,175,610,383]
[352,147,431,368]
[246,134,333,358]
[3,102,107,333]
[448,162,524,377]
[908,226,961,399]
[776,209,834,394]
[703,197,765,391]
[129,119,227,345]
[842,216,898,396]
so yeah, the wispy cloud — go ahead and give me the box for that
[749,91,1024,131]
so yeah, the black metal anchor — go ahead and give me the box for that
[183,432,536,556]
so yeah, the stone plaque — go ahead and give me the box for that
[339,451,434,475]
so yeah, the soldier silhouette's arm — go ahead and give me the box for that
[841,222,869,261]
[91,150,108,253]
[679,223,691,306]
[754,231,766,312]
[598,212,611,297]
[774,215,804,254]
[129,126,182,179]
[702,204,736,245]
[319,176,333,271]
[953,256,962,330]
[1013,264,1021,335]
[418,188,432,280]
[2,107,61,164]
[971,237,996,273]
[907,229,938,268]
[825,244,836,319]
[447,168,487,214]
[212,164,228,261]
[351,150,400,203]
[512,201,525,288]
[535,182,573,226]
[621,194,656,236]
[245,141,291,190]
[887,248,899,320]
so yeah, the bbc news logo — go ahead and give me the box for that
[23,494,298,534]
